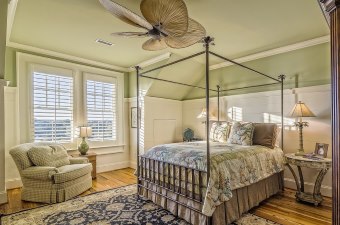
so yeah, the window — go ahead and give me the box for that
[86,77,117,142]
[32,72,73,142]
[263,113,295,130]
[228,106,243,121]
[18,53,124,148]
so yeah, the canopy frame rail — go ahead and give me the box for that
[139,51,205,76]
[209,51,281,82]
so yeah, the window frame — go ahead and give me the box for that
[17,53,125,150]
[83,73,120,147]
[29,64,75,145]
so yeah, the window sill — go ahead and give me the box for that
[67,144,126,152]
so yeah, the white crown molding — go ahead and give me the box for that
[7,41,130,72]
[6,0,19,44]
[129,52,172,72]
[210,35,330,70]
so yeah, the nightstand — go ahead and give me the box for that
[70,152,97,179]
[285,153,331,206]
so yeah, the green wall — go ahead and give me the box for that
[127,43,330,100]
[5,47,130,97]
[0,0,7,79]
[6,42,330,100]
[128,59,171,98]
[184,43,330,99]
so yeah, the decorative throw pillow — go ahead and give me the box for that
[227,122,254,146]
[252,123,279,149]
[28,145,70,168]
[209,122,231,143]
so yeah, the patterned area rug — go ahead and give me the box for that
[1,185,280,225]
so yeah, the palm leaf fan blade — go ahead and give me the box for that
[99,0,153,30]
[142,38,168,51]
[165,18,206,49]
[111,32,148,38]
[140,0,189,37]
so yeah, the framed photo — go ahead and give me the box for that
[314,143,329,158]
[131,107,138,128]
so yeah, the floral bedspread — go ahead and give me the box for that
[142,141,285,216]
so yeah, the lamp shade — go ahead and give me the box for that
[197,108,217,120]
[289,101,315,118]
[197,108,207,119]
[79,126,92,138]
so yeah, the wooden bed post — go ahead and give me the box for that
[319,1,340,224]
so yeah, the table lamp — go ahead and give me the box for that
[197,108,217,123]
[289,101,315,156]
[78,126,92,155]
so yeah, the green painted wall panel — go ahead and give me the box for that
[0,0,7,79]
[184,43,330,99]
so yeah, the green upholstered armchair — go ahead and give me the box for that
[9,143,93,203]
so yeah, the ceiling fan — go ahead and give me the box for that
[98,0,206,51]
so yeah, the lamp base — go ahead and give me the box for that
[78,137,89,155]
[295,150,305,156]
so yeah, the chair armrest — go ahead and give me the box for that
[69,157,89,164]
[21,166,59,181]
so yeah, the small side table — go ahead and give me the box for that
[70,152,97,179]
[285,153,331,206]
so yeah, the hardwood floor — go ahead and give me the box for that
[0,168,136,215]
[0,168,332,225]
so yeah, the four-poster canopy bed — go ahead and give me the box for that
[135,36,286,225]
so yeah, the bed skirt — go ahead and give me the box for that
[139,171,284,225]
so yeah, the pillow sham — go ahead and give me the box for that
[252,123,279,149]
[227,122,254,146]
[28,145,70,168]
[209,122,231,143]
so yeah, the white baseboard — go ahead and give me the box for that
[6,178,23,189]
[97,161,130,173]
[284,178,332,197]
[0,190,7,204]
[129,161,137,169]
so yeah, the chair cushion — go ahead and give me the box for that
[253,123,279,149]
[53,164,92,184]
[21,166,59,181]
[28,145,70,168]
[227,122,254,146]
[9,142,54,171]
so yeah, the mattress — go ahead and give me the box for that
[141,141,285,216]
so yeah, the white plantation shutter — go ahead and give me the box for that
[86,78,117,142]
[32,72,74,142]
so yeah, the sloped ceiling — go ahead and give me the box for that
[10,0,328,68]
[10,0,330,100]
[146,54,205,100]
